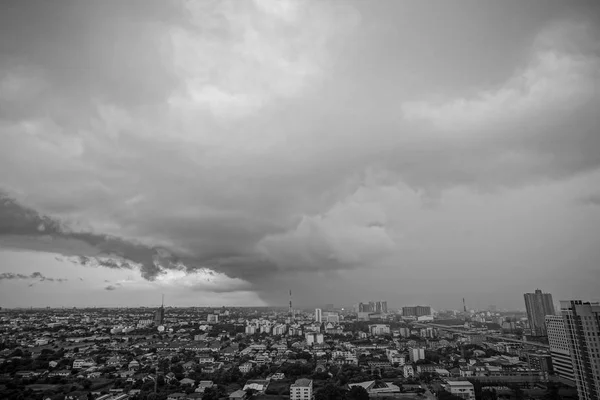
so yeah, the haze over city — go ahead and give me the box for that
[1,0,600,309]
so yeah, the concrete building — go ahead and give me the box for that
[305,332,324,346]
[290,378,312,400]
[153,306,164,325]
[409,347,425,362]
[207,314,219,323]
[444,381,475,400]
[545,315,575,385]
[561,300,600,400]
[315,308,322,323]
[524,289,555,336]
[402,305,431,317]
[369,324,390,336]
[323,312,339,323]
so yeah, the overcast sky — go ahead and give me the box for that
[1,0,599,310]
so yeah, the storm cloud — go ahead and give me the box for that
[0,271,67,283]
[1,1,600,307]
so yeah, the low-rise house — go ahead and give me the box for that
[229,389,247,400]
[195,380,214,393]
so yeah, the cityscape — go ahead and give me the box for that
[0,291,598,400]
[1,1,600,400]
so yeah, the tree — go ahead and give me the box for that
[245,388,258,399]
[347,385,370,400]
[202,387,219,400]
[315,383,347,400]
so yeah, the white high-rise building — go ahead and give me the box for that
[315,308,322,323]
[545,315,574,385]
[561,300,600,400]
[409,347,425,362]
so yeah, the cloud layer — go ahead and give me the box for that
[1,1,599,306]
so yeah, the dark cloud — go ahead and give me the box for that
[0,192,176,280]
[579,194,600,206]
[0,271,67,283]
[1,1,600,307]
[104,285,117,291]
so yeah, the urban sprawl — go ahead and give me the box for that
[0,291,598,400]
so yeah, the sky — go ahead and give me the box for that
[1,0,599,310]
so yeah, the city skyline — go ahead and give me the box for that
[2,1,600,309]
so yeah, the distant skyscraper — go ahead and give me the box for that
[153,306,164,325]
[545,315,574,385]
[374,301,388,314]
[524,289,555,336]
[153,294,165,325]
[560,300,600,400]
[315,308,322,323]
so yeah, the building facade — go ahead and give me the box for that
[545,314,575,385]
[561,300,600,400]
[290,378,312,400]
[402,306,431,317]
[444,381,475,400]
[315,308,322,323]
[524,289,555,336]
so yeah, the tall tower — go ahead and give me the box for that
[153,294,165,325]
[289,290,294,322]
[524,289,555,336]
[315,308,322,323]
[463,298,467,313]
[561,300,600,400]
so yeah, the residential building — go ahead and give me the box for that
[207,314,219,323]
[444,381,475,400]
[409,347,425,362]
[315,308,322,323]
[545,315,575,385]
[561,300,600,400]
[369,324,390,336]
[305,332,324,346]
[290,378,312,400]
[524,289,555,336]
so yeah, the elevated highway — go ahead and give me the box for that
[414,322,549,349]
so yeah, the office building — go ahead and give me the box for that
[524,289,555,336]
[402,305,431,317]
[290,378,313,400]
[545,315,575,385]
[561,300,600,400]
[315,308,322,323]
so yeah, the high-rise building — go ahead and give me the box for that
[546,315,575,385]
[374,301,388,314]
[560,300,600,400]
[358,302,371,313]
[153,306,164,325]
[524,289,555,336]
[409,347,425,362]
[402,305,431,317]
[315,308,322,323]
